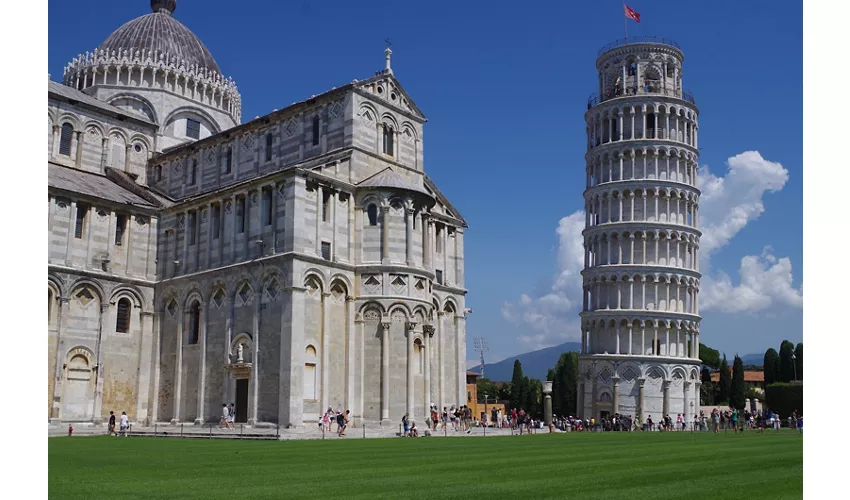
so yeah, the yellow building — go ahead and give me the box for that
[466,371,507,425]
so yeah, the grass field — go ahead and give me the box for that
[49,431,802,500]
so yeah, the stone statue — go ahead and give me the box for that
[236,343,244,363]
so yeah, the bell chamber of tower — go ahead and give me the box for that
[578,37,703,427]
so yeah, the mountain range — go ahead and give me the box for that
[475,343,765,382]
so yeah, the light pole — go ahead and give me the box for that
[543,381,553,430]
[791,353,797,382]
[484,393,489,427]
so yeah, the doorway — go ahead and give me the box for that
[600,410,610,420]
[235,379,248,423]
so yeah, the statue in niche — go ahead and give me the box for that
[236,343,244,363]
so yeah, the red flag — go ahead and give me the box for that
[624,4,641,23]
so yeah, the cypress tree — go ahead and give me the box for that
[509,360,525,410]
[730,355,746,410]
[763,348,779,385]
[779,340,795,382]
[718,354,731,403]
[551,352,579,417]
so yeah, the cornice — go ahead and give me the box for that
[584,138,699,159]
[581,221,703,239]
[48,264,156,288]
[581,265,701,280]
[583,179,701,198]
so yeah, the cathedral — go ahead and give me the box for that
[47,0,469,427]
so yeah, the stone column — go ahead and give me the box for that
[695,382,702,419]
[346,297,356,412]
[229,195,237,263]
[74,131,84,167]
[436,311,444,409]
[150,311,162,423]
[662,381,671,418]
[92,302,109,423]
[683,381,691,426]
[348,193,356,263]
[194,302,208,425]
[321,292,331,413]
[424,325,433,419]
[65,201,77,266]
[51,125,60,157]
[591,379,598,421]
[181,211,189,274]
[422,213,431,268]
[628,324,633,355]
[380,322,391,422]
[405,208,414,265]
[249,290,260,425]
[124,144,132,172]
[456,314,467,406]
[406,322,416,418]
[612,377,620,415]
[381,206,390,264]
[205,204,213,269]
[330,190,337,260]
[172,306,184,424]
[638,378,645,423]
[315,186,323,256]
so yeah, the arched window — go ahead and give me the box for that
[367,204,378,226]
[312,116,320,146]
[59,123,74,156]
[382,124,394,156]
[116,297,131,333]
[188,302,200,344]
[224,147,233,174]
[265,133,273,162]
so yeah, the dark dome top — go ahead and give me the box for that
[98,1,220,74]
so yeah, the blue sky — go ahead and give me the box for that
[48,0,803,365]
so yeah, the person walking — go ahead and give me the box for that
[119,411,129,437]
[107,411,117,436]
[220,404,229,429]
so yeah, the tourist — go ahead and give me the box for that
[441,407,448,431]
[731,408,738,432]
[337,410,348,437]
[402,413,410,437]
[108,411,117,436]
[773,412,781,432]
[220,404,230,429]
[228,403,236,428]
[322,410,330,432]
[119,411,129,437]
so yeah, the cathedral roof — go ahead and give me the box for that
[97,1,220,74]
[48,163,158,210]
[357,167,430,196]
[48,80,155,126]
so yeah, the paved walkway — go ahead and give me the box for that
[50,423,550,440]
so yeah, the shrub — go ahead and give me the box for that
[764,382,803,417]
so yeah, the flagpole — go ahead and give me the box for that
[623,1,628,39]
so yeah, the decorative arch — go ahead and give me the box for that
[329,274,353,293]
[109,285,145,310]
[106,93,159,124]
[380,112,399,129]
[302,268,327,289]
[69,279,106,303]
[387,302,412,319]
[162,106,222,135]
[358,103,378,125]
[230,333,253,364]
[58,112,82,130]
[443,296,459,314]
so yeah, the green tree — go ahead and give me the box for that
[717,354,731,403]
[551,352,579,417]
[763,348,780,385]
[509,360,525,410]
[476,378,499,403]
[729,355,746,410]
[779,340,795,382]
[700,366,712,384]
[699,343,721,369]
[794,343,803,381]
[700,382,715,406]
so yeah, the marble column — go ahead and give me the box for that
[381,206,390,264]
[638,378,645,423]
[74,131,84,167]
[612,377,620,415]
[315,186,323,256]
[172,306,184,424]
[249,290,260,425]
[346,297,356,413]
[422,213,431,268]
[662,381,671,418]
[194,302,208,425]
[405,208,414,265]
[683,381,691,426]
[381,322,391,422]
[424,326,433,419]
[50,298,71,421]
[406,322,416,418]
[321,292,331,414]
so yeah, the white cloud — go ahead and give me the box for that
[700,247,803,313]
[502,150,801,348]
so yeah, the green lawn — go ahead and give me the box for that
[49,431,802,500]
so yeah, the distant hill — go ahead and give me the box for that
[476,342,582,382]
[475,346,767,382]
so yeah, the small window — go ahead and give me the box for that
[186,119,201,139]
[212,205,221,240]
[116,298,131,333]
[322,190,331,222]
[304,363,317,400]
[188,302,200,344]
[367,204,378,226]
[189,159,198,185]
[115,214,127,246]
[435,270,443,285]
[321,241,331,260]
[74,203,88,239]
[382,124,394,156]
[265,133,273,162]
[236,197,245,234]
[312,116,320,146]
[59,123,74,156]
[188,211,197,245]
[224,147,233,174]
[262,187,273,226]
[436,225,443,253]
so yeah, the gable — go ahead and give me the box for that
[424,175,466,226]
[356,75,425,121]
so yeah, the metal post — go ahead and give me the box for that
[241,424,244,440]
[209,424,212,439]
[154,423,157,437]
[276,425,280,439]
[323,427,325,440]
[363,424,366,439]
[180,423,184,438]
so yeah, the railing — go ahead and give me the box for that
[588,87,696,109]
[597,36,682,56]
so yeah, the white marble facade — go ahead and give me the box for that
[48,1,468,427]
[578,37,702,424]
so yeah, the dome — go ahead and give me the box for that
[97,1,220,74]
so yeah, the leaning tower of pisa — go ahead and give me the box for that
[578,37,702,426]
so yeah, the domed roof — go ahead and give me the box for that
[97,1,220,74]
